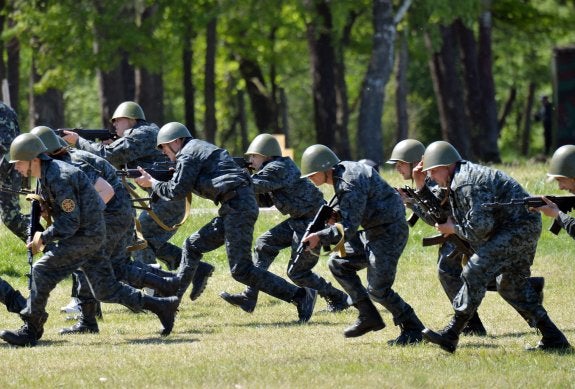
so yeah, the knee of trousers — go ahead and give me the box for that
[229,261,254,284]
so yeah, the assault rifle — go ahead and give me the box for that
[233,157,253,172]
[288,196,338,273]
[396,187,420,227]
[402,186,473,257]
[56,128,117,142]
[26,182,44,290]
[0,185,34,196]
[116,164,175,182]
[482,195,575,235]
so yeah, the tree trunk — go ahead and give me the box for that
[521,82,536,156]
[357,0,396,165]
[135,68,163,125]
[238,57,275,133]
[395,28,409,142]
[305,0,337,151]
[182,23,196,137]
[29,56,64,128]
[204,17,217,143]
[498,86,516,133]
[477,7,500,162]
[424,24,471,159]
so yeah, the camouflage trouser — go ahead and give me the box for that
[0,276,24,312]
[437,241,467,301]
[178,186,299,301]
[328,221,417,324]
[254,217,344,298]
[23,230,146,323]
[132,197,185,266]
[0,169,28,242]
[453,216,546,327]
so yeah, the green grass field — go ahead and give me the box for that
[0,161,573,388]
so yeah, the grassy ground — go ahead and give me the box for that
[0,161,573,388]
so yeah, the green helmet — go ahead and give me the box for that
[9,133,48,162]
[548,145,575,178]
[386,139,425,164]
[157,122,191,149]
[300,144,340,178]
[421,141,462,172]
[111,101,146,122]
[246,134,282,157]
[30,126,62,153]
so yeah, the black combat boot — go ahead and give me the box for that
[388,312,425,346]
[461,311,487,336]
[142,295,179,336]
[323,286,350,313]
[219,287,258,313]
[293,287,318,323]
[143,273,180,297]
[59,302,100,335]
[529,276,545,305]
[0,313,48,347]
[189,262,215,301]
[530,315,571,351]
[4,289,27,314]
[344,299,385,338]
[422,314,469,353]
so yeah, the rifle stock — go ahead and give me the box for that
[56,128,117,142]
[482,195,575,235]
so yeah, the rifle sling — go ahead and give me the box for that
[127,217,148,252]
[121,176,191,232]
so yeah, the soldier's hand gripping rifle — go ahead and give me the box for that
[288,196,338,274]
[482,195,575,235]
[116,166,175,182]
[402,186,474,257]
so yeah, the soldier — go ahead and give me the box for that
[31,126,180,334]
[134,122,317,323]
[300,144,425,345]
[62,101,213,301]
[536,144,575,237]
[420,141,570,352]
[0,101,28,241]
[0,134,179,347]
[387,139,545,337]
[220,134,349,313]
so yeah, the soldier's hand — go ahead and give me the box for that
[412,161,426,189]
[302,233,320,250]
[134,166,153,188]
[61,130,79,145]
[435,217,455,237]
[532,196,560,218]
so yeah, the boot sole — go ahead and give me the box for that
[189,266,215,301]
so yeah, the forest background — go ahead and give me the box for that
[1,0,574,166]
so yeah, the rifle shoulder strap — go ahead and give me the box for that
[121,176,191,232]
[127,217,148,252]
[332,223,346,258]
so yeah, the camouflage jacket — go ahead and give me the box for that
[38,158,106,243]
[252,156,324,218]
[152,138,251,203]
[446,161,541,246]
[76,122,169,169]
[0,102,20,154]
[316,160,405,246]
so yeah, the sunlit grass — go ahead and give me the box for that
[0,161,573,387]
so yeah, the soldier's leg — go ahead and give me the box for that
[222,191,316,323]
[0,276,26,313]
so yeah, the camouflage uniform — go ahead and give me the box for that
[18,159,149,335]
[226,156,348,309]
[0,102,27,241]
[152,138,308,306]
[429,161,545,325]
[55,148,176,303]
[319,162,421,326]
[75,121,186,268]
[0,277,26,314]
